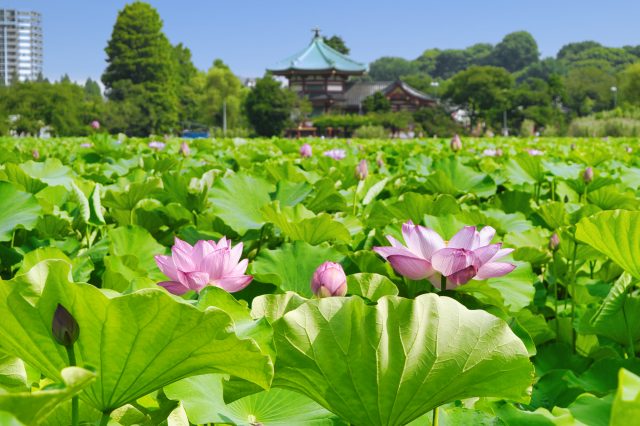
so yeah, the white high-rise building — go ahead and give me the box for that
[0,9,43,85]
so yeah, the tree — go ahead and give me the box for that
[199,59,246,129]
[323,35,349,55]
[244,74,296,137]
[368,57,419,80]
[564,66,616,115]
[557,41,602,60]
[619,63,640,106]
[172,43,201,125]
[102,1,178,135]
[487,31,539,72]
[362,92,391,113]
[444,66,514,127]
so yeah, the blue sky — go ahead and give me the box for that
[2,0,639,82]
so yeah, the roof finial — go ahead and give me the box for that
[311,27,321,38]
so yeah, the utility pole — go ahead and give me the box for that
[503,110,508,136]
[223,100,227,136]
[611,86,618,109]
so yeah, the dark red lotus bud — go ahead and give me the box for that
[52,304,79,347]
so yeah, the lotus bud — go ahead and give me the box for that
[300,143,312,158]
[376,155,384,168]
[311,262,347,297]
[52,304,79,347]
[549,233,560,251]
[180,141,190,157]
[570,143,576,151]
[90,120,100,130]
[496,148,503,157]
[626,146,633,154]
[32,149,40,160]
[355,159,368,180]
[450,134,462,152]
[583,166,593,184]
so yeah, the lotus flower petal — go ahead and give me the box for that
[448,226,478,250]
[475,262,517,280]
[386,255,433,280]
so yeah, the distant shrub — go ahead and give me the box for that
[520,119,536,136]
[568,117,640,137]
[353,125,388,139]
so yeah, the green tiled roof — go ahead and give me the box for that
[268,36,366,74]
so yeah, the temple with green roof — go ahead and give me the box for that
[268,30,436,116]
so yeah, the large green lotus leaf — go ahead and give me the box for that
[19,159,75,189]
[488,400,577,425]
[387,193,460,224]
[576,210,640,279]
[346,273,398,301]
[262,202,351,245]
[107,225,166,281]
[0,367,95,426]
[505,154,546,185]
[2,163,48,194]
[587,186,639,210]
[102,178,162,211]
[268,294,533,425]
[611,369,640,424]
[209,173,274,234]
[0,182,43,241]
[426,157,496,197]
[165,374,344,425]
[567,394,612,426]
[0,354,27,392]
[0,260,273,412]
[251,241,344,297]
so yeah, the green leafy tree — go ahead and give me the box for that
[619,63,640,106]
[487,31,539,72]
[444,66,514,127]
[102,1,178,135]
[199,59,246,129]
[244,74,296,136]
[557,41,603,60]
[413,106,464,137]
[368,57,419,80]
[172,43,201,125]
[323,35,349,55]
[564,66,616,115]
[362,92,391,113]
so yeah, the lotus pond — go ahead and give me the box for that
[1,135,640,425]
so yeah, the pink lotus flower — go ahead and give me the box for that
[374,221,515,289]
[583,166,593,183]
[180,141,191,156]
[323,149,346,160]
[32,149,40,160]
[483,148,503,157]
[450,134,462,152]
[80,142,93,148]
[154,237,252,295]
[90,120,100,130]
[148,141,166,150]
[527,149,543,156]
[355,159,368,180]
[311,261,347,297]
[300,143,312,158]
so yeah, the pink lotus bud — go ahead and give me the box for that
[496,148,503,157]
[180,141,190,156]
[311,262,347,297]
[549,233,560,251]
[32,149,40,160]
[300,143,312,158]
[376,155,384,168]
[450,134,462,152]
[52,304,79,347]
[583,166,593,184]
[90,120,100,130]
[355,159,368,180]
